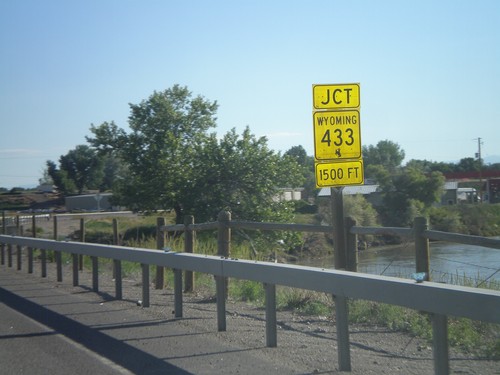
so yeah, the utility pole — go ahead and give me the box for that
[475,137,483,203]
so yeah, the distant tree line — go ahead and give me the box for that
[41,85,499,232]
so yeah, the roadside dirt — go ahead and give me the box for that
[20,256,498,375]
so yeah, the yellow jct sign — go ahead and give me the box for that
[315,160,364,188]
[313,110,361,160]
[312,83,360,110]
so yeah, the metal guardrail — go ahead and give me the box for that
[1,233,499,375]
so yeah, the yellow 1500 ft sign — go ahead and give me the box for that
[313,109,361,160]
[315,160,364,188]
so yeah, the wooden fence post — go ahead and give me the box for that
[112,218,119,246]
[345,217,358,272]
[155,217,165,289]
[218,211,231,259]
[414,216,430,281]
[184,215,195,292]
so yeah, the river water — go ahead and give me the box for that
[299,241,500,285]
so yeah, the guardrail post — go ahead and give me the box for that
[155,217,165,289]
[112,219,122,299]
[216,275,226,331]
[72,253,79,286]
[16,240,22,271]
[141,263,150,307]
[432,313,449,375]
[334,295,351,371]
[345,217,358,272]
[414,216,430,281]
[91,256,98,292]
[8,243,13,267]
[174,269,183,318]
[54,216,62,282]
[184,215,195,292]
[265,283,277,347]
[1,211,5,265]
[114,259,122,300]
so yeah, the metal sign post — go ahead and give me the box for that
[330,187,347,269]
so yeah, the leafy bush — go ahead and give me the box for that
[428,204,500,236]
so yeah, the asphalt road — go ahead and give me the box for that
[0,265,299,375]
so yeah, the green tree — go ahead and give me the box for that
[380,168,445,227]
[87,85,303,225]
[100,154,127,191]
[343,194,379,227]
[405,159,455,174]
[46,160,76,195]
[87,85,218,222]
[455,157,480,172]
[365,164,392,189]
[59,145,103,194]
[284,145,316,200]
[363,140,405,173]
[185,128,304,222]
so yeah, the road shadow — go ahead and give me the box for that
[0,286,193,375]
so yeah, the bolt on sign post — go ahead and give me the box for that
[312,83,364,270]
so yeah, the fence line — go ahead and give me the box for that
[2,213,500,375]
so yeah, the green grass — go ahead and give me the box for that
[348,299,499,359]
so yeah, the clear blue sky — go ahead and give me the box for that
[1,0,499,188]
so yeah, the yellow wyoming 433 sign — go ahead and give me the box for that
[313,109,361,161]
